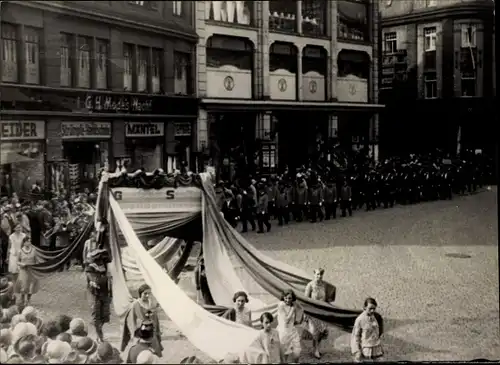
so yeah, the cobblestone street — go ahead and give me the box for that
[32,188,499,362]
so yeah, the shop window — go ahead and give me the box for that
[269,42,298,73]
[137,46,148,92]
[151,48,162,94]
[96,40,108,89]
[173,1,182,16]
[424,27,436,51]
[269,0,297,32]
[460,48,476,97]
[337,0,369,42]
[24,27,40,85]
[60,33,72,87]
[424,72,437,99]
[123,43,133,91]
[1,23,18,83]
[301,0,326,36]
[207,35,253,71]
[78,36,91,88]
[174,52,190,95]
[337,50,369,79]
[461,24,477,48]
[383,32,397,53]
[207,1,253,26]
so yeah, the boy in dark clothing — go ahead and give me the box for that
[276,182,290,226]
[324,180,338,220]
[340,180,353,217]
[240,189,256,233]
[257,187,271,233]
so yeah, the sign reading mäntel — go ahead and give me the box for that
[125,122,164,137]
[0,121,45,140]
[61,121,111,139]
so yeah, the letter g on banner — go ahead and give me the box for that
[113,191,123,201]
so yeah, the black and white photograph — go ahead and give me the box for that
[0,0,498,363]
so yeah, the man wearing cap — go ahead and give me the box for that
[85,248,111,342]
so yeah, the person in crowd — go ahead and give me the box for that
[7,224,25,281]
[74,336,98,362]
[124,318,158,364]
[55,314,73,334]
[324,179,338,220]
[9,314,26,330]
[222,291,252,327]
[265,178,278,220]
[308,179,324,223]
[257,186,271,234]
[121,284,163,357]
[340,179,353,218]
[85,248,111,343]
[82,231,98,270]
[0,275,16,309]
[351,297,384,363]
[293,176,308,222]
[22,307,44,334]
[304,268,336,359]
[277,289,304,363]
[14,236,39,307]
[221,192,238,228]
[256,312,283,364]
[194,253,215,306]
[275,182,290,226]
[240,188,256,233]
[67,318,88,347]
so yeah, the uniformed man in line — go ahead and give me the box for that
[323,179,338,220]
[308,179,324,223]
[340,179,353,218]
[276,181,290,226]
[256,185,271,233]
[293,175,308,222]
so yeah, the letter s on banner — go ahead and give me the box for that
[166,190,175,200]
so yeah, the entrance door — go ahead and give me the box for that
[63,141,106,192]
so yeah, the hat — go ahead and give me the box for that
[95,342,120,363]
[0,328,12,348]
[56,332,72,344]
[13,334,37,359]
[68,318,87,336]
[137,349,156,364]
[11,322,37,345]
[10,314,26,329]
[75,336,97,356]
[21,306,37,321]
[45,340,72,363]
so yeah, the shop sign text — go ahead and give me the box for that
[61,122,112,139]
[126,122,164,137]
[0,121,45,140]
[77,94,153,113]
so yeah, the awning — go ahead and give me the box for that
[0,152,37,165]
[201,99,385,113]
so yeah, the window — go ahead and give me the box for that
[337,0,369,42]
[137,46,148,92]
[77,37,90,88]
[206,35,253,70]
[269,0,297,32]
[460,48,476,97]
[173,1,182,16]
[301,0,326,36]
[337,50,370,79]
[207,1,253,25]
[128,1,157,10]
[123,44,133,91]
[269,43,298,74]
[174,52,190,95]
[424,72,437,99]
[425,0,437,7]
[1,23,18,83]
[461,24,477,48]
[60,33,72,87]
[24,27,40,84]
[383,32,397,53]
[151,49,162,94]
[424,27,437,51]
[96,40,108,89]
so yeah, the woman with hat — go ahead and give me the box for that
[13,236,39,307]
[120,284,163,357]
[124,317,158,364]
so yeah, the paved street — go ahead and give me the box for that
[32,188,499,362]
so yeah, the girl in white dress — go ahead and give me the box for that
[8,224,26,278]
[277,289,304,363]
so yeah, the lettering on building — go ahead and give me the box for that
[77,95,153,113]
[61,122,112,139]
[0,121,45,140]
[126,122,164,137]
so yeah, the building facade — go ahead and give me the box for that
[195,0,383,179]
[379,0,496,159]
[0,0,198,194]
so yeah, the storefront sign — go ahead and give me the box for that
[61,122,111,139]
[175,122,192,137]
[0,121,45,140]
[125,122,164,137]
[78,94,153,113]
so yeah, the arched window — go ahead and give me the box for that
[337,50,370,79]
[337,0,369,42]
[269,42,298,73]
[206,35,254,71]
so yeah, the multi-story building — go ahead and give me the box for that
[195,0,383,178]
[378,0,496,159]
[0,0,198,194]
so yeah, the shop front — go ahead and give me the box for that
[125,122,164,172]
[0,120,46,196]
[60,121,111,193]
